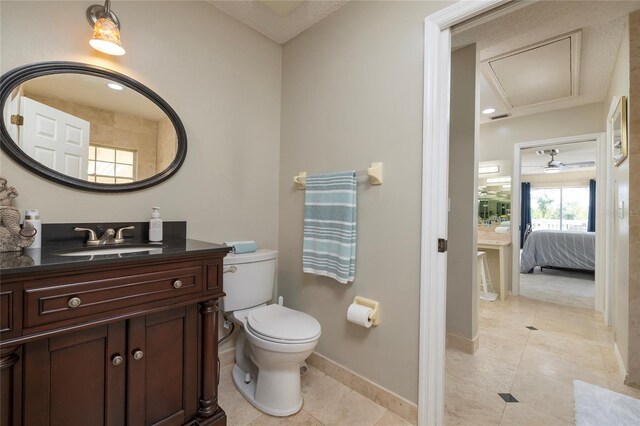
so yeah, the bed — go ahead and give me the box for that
[520,230,596,273]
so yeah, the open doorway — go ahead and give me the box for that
[433,1,640,425]
[517,138,602,310]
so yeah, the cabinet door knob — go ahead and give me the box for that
[173,280,183,289]
[133,350,144,360]
[112,354,124,366]
[68,297,82,308]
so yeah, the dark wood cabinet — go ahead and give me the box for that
[23,323,126,426]
[0,250,227,426]
[128,306,199,426]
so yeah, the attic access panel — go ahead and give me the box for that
[482,31,581,109]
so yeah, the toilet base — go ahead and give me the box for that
[232,364,303,417]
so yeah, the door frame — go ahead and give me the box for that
[419,1,507,425]
[510,133,609,315]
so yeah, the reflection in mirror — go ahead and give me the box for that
[3,73,178,184]
[478,160,511,231]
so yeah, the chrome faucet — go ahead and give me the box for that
[75,225,135,246]
[98,228,116,245]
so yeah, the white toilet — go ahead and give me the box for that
[223,249,321,416]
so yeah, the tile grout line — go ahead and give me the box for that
[301,408,327,426]
[497,300,540,425]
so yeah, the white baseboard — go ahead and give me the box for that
[613,342,629,382]
[307,352,418,425]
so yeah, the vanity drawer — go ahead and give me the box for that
[24,263,203,328]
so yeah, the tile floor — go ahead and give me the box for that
[519,268,595,309]
[219,295,640,426]
[445,295,640,425]
[219,363,413,426]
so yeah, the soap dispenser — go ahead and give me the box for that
[149,207,163,242]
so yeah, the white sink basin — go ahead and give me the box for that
[59,247,161,256]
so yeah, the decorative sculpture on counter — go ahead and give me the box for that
[0,177,36,252]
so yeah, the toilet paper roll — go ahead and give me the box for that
[347,304,373,328]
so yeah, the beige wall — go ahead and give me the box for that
[1,1,281,246]
[605,17,630,376]
[1,1,282,353]
[626,10,640,387]
[278,0,452,403]
[446,45,479,343]
[24,93,160,180]
[479,102,606,163]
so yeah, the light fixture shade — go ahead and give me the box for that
[90,17,125,56]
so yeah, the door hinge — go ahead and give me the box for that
[437,238,448,253]
[10,114,24,126]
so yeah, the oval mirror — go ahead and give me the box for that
[0,62,186,192]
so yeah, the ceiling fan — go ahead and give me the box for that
[523,149,595,174]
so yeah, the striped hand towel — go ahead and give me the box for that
[302,171,356,284]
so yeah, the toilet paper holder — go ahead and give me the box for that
[353,296,380,326]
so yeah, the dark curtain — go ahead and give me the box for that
[588,179,596,232]
[520,182,532,248]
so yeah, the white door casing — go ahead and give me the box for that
[19,97,90,180]
[420,1,507,425]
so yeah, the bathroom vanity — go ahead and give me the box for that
[0,235,230,426]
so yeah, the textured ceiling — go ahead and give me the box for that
[208,0,349,44]
[453,0,640,123]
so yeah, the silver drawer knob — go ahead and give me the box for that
[112,354,123,366]
[173,280,183,289]
[133,350,144,360]
[68,297,82,308]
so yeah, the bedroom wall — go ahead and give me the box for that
[525,170,596,188]
[605,16,631,378]
[478,102,605,163]
[446,44,479,349]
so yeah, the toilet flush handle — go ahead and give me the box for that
[223,265,237,273]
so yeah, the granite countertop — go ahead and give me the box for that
[0,238,231,276]
[477,230,512,247]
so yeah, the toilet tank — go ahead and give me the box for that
[222,249,277,312]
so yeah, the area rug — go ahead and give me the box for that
[519,267,594,308]
[574,380,640,426]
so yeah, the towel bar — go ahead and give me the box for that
[293,162,383,190]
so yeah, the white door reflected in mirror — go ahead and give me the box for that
[20,97,90,180]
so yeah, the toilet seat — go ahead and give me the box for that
[247,304,321,344]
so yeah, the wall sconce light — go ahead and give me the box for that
[86,0,125,56]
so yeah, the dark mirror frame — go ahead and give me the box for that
[0,61,187,192]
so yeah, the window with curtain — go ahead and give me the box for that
[530,186,590,232]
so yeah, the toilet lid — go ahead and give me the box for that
[247,304,321,343]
